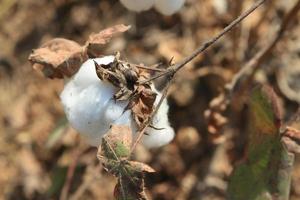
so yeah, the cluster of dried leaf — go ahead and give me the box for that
[28,24,130,79]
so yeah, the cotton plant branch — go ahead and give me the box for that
[204,0,300,134]
[141,0,267,84]
[129,0,267,150]
[226,0,300,93]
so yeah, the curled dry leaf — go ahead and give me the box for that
[128,85,157,127]
[86,24,131,58]
[28,25,130,78]
[28,38,87,79]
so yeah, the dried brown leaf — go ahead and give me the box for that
[86,24,130,58]
[129,85,157,127]
[29,25,130,78]
[114,174,148,200]
[28,38,87,78]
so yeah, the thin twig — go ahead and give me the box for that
[135,63,166,72]
[140,0,267,84]
[226,0,300,92]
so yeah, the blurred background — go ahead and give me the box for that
[0,0,300,199]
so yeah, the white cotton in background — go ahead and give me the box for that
[60,56,175,148]
[213,0,228,15]
[120,0,154,12]
[154,0,185,15]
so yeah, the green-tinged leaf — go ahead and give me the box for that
[228,85,294,200]
[99,125,132,161]
[97,125,154,200]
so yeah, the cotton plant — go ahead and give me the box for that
[28,25,176,151]
[120,0,186,15]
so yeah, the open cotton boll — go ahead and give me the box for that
[154,0,185,15]
[120,0,154,12]
[60,56,133,146]
[61,55,175,148]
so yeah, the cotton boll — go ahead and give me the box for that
[120,0,154,12]
[61,83,114,146]
[61,56,175,148]
[60,56,133,146]
[154,0,185,15]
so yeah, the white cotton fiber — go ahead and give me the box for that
[154,0,185,15]
[61,56,129,146]
[120,0,154,12]
[60,56,174,148]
